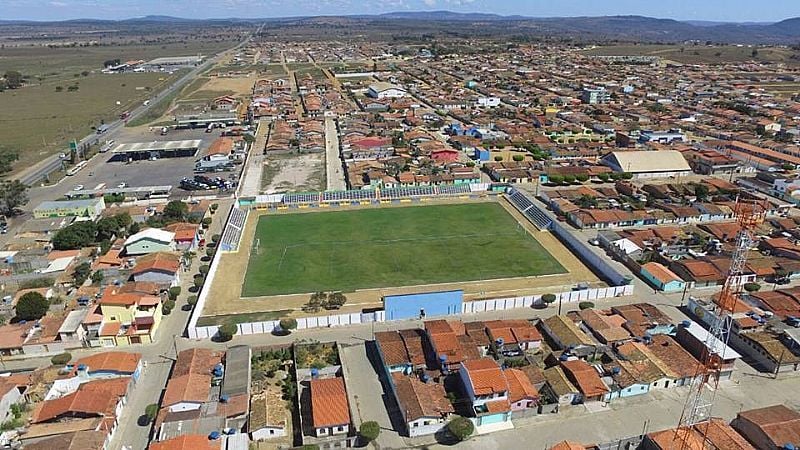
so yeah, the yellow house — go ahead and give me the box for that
[96,290,163,346]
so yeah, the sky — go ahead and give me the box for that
[2,0,800,22]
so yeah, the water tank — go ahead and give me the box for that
[559,354,569,361]
[681,320,691,328]
[226,428,236,435]
[612,367,621,375]
[439,354,447,363]
[310,368,319,378]
[213,363,224,377]
[496,338,504,346]
[784,444,796,450]
[77,364,87,371]
[420,373,430,383]
[220,394,229,403]
[208,431,220,440]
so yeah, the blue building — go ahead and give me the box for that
[641,262,687,293]
[384,290,463,321]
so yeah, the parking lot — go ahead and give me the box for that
[66,126,243,198]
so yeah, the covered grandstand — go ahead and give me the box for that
[111,140,201,161]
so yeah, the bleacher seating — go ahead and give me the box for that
[381,186,435,199]
[322,189,376,202]
[283,192,319,204]
[438,184,472,195]
[220,208,247,252]
[507,189,552,230]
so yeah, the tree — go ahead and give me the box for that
[743,282,761,293]
[163,201,188,222]
[52,221,97,250]
[579,301,595,310]
[168,286,181,301]
[3,71,23,89]
[201,217,212,228]
[128,222,141,235]
[324,292,347,310]
[597,173,610,182]
[359,421,380,444]
[752,48,759,58]
[144,404,158,423]
[163,299,175,315]
[576,174,590,183]
[694,184,710,201]
[199,264,210,275]
[72,262,92,286]
[620,172,634,180]
[91,270,104,285]
[96,216,121,241]
[16,292,49,321]
[512,154,524,162]
[447,416,474,442]
[548,174,564,185]
[193,276,205,289]
[541,293,557,305]
[303,292,324,313]
[50,352,71,365]
[218,323,237,342]
[187,295,198,307]
[205,247,215,259]
[563,174,576,184]
[0,180,28,216]
[279,318,297,332]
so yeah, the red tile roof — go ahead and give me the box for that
[310,377,350,428]
[462,358,508,396]
[149,434,222,450]
[504,368,538,403]
[71,351,141,375]
[131,252,181,276]
[561,360,609,398]
[33,377,130,423]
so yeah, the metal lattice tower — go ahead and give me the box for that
[675,197,767,446]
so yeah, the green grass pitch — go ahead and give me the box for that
[242,203,567,297]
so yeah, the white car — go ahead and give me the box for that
[73,185,84,191]
[117,182,127,189]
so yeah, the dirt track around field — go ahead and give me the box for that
[201,196,602,319]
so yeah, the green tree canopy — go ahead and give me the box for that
[163,201,188,222]
[0,180,28,215]
[447,416,475,441]
[16,291,49,321]
[359,421,380,443]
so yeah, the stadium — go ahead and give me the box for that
[193,185,603,329]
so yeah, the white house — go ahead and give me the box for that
[390,373,454,437]
[368,82,407,99]
[249,390,287,441]
[476,97,501,108]
[123,228,176,255]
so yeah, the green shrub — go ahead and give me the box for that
[145,403,158,422]
[359,421,380,443]
[541,293,557,304]
[447,416,475,441]
[168,286,181,301]
[743,282,761,293]
[578,301,595,310]
[279,318,298,331]
[218,323,237,341]
[50,352,72,366]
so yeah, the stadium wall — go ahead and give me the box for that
[384,290,463,320]
[187,284,634,339]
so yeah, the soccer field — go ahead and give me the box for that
[241,203,566,297]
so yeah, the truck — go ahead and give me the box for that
[143,100,151,106]
[119,111,130,120]
[195,154,233,172]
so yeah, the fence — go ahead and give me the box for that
[187,285,634,339]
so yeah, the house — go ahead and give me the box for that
[560,359,609,403]
[645,335,702,387]
[149,434,222,450]
[540,315,596,357]
[732,330,800,374]
[130,252,181,288]
[612,303,676,337]
[57,309,88,346]
[484,320,542,356]
[31,376,131,449]
[504,368,539,412]
[390,372,454,437]
[249,389,287,441]
[732,404,800,450]
[33,198,106,219]
[70,351,142,381]
[0,373,29,423]
[92,288,163,346]
[23,430,107,450]
[458,358,513,429]
[542,366,579,405]
[600,150,691,179]
[675,320,741,381]
[164,222,200,250]
[643,418,755,450]
[123,228,176,255]
[368,82,407,99]
[641,262,687,292]
[309,377,351,437]
[161,348,223,414]
[375,331,413,374]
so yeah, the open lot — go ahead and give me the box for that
[0,72,178,169]
[242,202,567,297]
[582,44,799,64]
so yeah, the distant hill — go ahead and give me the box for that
[2,12,800,44]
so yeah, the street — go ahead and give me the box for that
[324,117,347,191]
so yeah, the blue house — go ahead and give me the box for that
[640,262,687,293]
[458,358,513,429]
[384,290,463,321]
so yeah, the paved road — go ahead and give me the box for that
[339,344,406,449]
[324,117,347,191]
